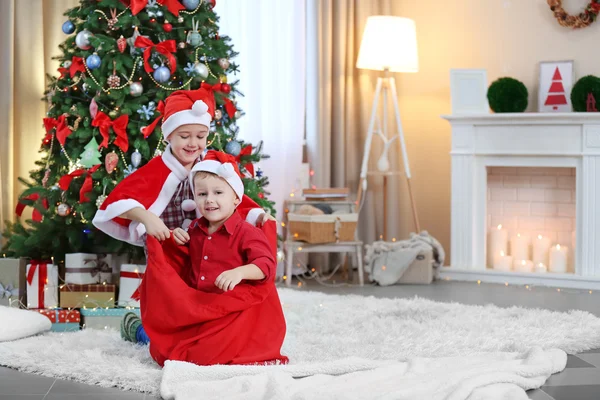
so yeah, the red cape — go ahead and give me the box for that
[140,220,288,366]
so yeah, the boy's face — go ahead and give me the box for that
[194,173,240,225]
[168,124,209,168]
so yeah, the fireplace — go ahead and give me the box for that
[443,113,600,289]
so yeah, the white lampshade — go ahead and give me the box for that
[356,16,419,73]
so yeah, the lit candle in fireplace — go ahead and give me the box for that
[532,234,551,266]
[493,250,512,271]
[549,244,568,273]
[514,259,533,273]
[489,224,508,267]
[510,233,530,261]
[534,263,547,273]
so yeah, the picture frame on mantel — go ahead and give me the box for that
[450,69,489,115]
[538,60,573,113]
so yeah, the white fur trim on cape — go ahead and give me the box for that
[161,100,212,140]
[246,208,265,226]
[92,149,191,246]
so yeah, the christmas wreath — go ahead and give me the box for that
[548,0,600,29]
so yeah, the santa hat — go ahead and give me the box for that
[189,150,244,202]
[161,88,215,141]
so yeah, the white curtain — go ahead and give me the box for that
[217,0,306,228]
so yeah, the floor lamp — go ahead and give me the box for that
[355,16,421,239]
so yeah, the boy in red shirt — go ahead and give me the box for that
[139,151,287,366]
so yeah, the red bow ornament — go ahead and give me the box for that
[59,165,101,203]
[141,100,165,138]
[134,36,177,74]
[57,56,85,79]
[201,82,225,93]
[223,97,237,118]
[120,0,185,16]
[43,115,72,146]
[92,111,130,152]
[15,193,49,222]
[236,145,255,177]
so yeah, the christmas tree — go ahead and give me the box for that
[3,0,273,261]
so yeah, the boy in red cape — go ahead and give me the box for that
[140,151,287,366]
[92,88,278,344]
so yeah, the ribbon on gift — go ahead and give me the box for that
[120,270,145,301]
[235,144,255,177]
[141,100,165,139]
[26,261,48,308]
[92,112,129,152]
[65,260,101,278]
[0,282,18,299]
[58,165,101,203]
[134,36,177,74]
[120,0,185,16]
[15,192,49,222]
[43,115,72,146]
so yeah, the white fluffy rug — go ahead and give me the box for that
[1,289,600,397]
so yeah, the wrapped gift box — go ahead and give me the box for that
[59,284,116,309]
[26,261,59,309]
[65,253,101,285]
[118,264,145,308]
[35,308,81,332]
[80,308,140,330]
[0,257,27,308]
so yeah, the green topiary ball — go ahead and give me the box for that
[487,77,528,113]
[570,75,600,112]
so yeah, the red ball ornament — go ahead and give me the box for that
[163,23,173,32]
[209,0,216,8]
[150,18,157,23]
[221,83,231,94]
[258,193,265,199]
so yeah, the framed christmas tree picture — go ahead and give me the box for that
[538,60,573,112]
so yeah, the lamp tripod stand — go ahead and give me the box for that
[355,69,421,239]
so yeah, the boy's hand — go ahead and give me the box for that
[172,228,190,245]
[215,269,244,292]
[256,212,276,227]
[144,214,171,241]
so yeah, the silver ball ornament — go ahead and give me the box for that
[75,30,93,50]
[277,250,285,263]
[177,16,184,23]
[156,10,164,17]
[129,82,143,97]
[218,58,230,69]
[193,62,209,79]
[63,60,72,68]
[178,42,186,49]
[225,140,242,156]
[234,111,242,119]
[214,110,223,120]
[153,66,171,83]
[57,203,71,217]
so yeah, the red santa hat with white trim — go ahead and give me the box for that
[161,88,215,141]
[189,151,245,202]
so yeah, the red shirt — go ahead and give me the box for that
[188,210,275,292]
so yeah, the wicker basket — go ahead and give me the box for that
[287,213,358,244]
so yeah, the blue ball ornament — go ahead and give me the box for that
[182,0,200,10]
[153,66,171,83]
[225,140,242,157]
[62,21,75,34]
[86,53,101,70]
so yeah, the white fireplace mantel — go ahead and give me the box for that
[441,112,600,290]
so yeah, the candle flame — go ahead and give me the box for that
[556,244,561,250]
[517,233,521,237]
[500,251,505,257]
[538,235,542,240]
[521,260,526,265]
[497,224,502,230]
